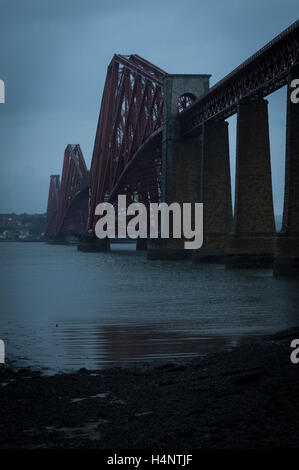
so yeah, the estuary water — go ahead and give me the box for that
[0,242,298,373]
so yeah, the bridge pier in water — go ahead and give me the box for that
[193,120,232,263]
[147,74,210,260]
[274,66,299,276]
[226,98,276,268]
[46,235,71,245]
[77,235,110,252]
[136,238,148,251]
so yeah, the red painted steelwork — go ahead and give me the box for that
[180,20,299,135]
[47,22,298,238]
[45,175,60,238]
[58,186,89,237]
[88,54,166,231]
[56,144,89,236]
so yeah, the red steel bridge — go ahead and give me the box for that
[45,20,299,275]
[46,144,89,241]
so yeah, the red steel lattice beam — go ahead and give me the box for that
[56,144,89,235]
[45,174,60,238]
[180,19,299,136]
[88,54,166,231]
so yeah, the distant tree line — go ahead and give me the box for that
[0,213,46,240]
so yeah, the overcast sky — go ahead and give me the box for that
[0,0,297,214]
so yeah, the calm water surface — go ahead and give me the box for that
[0,242,298,373]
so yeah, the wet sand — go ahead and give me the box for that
[1,328,299,449]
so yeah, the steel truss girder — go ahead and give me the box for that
[45,174,60,237]
[180,20,299,135]
[88,54,166,230]
[56,144,89,235]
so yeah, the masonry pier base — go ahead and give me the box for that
[274,66,299,277]
[226,98,276,269]
[46,236,70,245]
[147,239,191,261]
[136,238,148,251]
[193,120,232,264]
[77,235,110,252]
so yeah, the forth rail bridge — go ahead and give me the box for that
[45,20,299,276]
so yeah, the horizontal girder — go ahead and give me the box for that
[180,19,299,135]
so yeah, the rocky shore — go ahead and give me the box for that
[1,328,299,449]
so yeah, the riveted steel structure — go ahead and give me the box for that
[56,144,89,237]
[88,54,166,232]
[45,175,60,238]
[45,145,89,241]
[180,20,299,135]
[46,20,299,274]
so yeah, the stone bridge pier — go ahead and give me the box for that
[147,74,210,259]
[192,119,232,263]
[226,97,276,268]
[148,74,232,261]
[148,74,233,261]
[274,66,299,276]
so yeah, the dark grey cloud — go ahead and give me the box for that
[0,0,297,213]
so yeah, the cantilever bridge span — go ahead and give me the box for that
[88,54,165,232]
[45,20,299,275]
[46,144,89,241]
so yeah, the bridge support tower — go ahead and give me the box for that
[274,66,299,276]
[226,97,276,268]
[136,238,148,251]
[193,120,232,263]
[46,236,70,245]
[77,235,110,252]
[147,74,210,260]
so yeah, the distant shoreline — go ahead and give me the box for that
[0,239,44,243]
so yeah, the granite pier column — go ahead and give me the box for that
[274,66,299,276]
[77,234,110,252]
[147,74,210,260]
[193,120,232,263]
[226,98,276,268]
